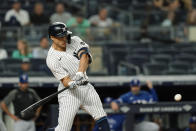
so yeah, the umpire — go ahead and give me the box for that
[0,74,41,131]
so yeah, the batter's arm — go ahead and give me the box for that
[78,53,89,73]
[61,76,78,89]
[61,76,72,87]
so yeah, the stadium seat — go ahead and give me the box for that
[166,69,188,75]
[169,61,192,73]
[2,58,22,73]
[151,54,172,64]
[118,61,139,75]
[105,47,129,75]
[132,48,154,56]
[181,48,196,56]
[143,63,168,75]
[0,61,5,72]
[126,54,150,70]
[156,48,180,56]
[174,54,196,64]
[174,43,194,50]
[30,58,47,71]
[129,43,149,49]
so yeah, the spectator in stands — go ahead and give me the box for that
[0,74,42,131]
[153,0,170,11]
[153,0,192,11]
[12,40,32,59]
[67,12,90,38]
[89,8,116,40]
[177,0,192,11]
[5,1,30,26]
[30,2,49,26]
[169,0,180,12]
[20,58,31,75]
[136,24,181,43]
[185,116,196,131]
[0,45,8,60]
[32,36,49,58]
[110,79,159,131]
[187,9,196,25]
[89,8,113,28]
[135,24,153,43]
[50,3,71,24]
[162,11,175,26]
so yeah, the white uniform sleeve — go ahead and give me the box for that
[5,10,12,22]
[21,10,30,25]
[72,36,92,63]
[48,60,69,80]
[73,36,89,53]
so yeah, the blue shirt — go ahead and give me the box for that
[184,128,191,131]
[107,114,125,131]
[114,89,158,105]
[93,114,125,131]
[94,89,158,131]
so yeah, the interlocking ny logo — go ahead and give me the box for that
[183,105,192,111]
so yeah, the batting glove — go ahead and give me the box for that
[75,72,84,81]
[76,79,89,86]
[68,81,77,89]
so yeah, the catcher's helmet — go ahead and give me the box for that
[48,22,72,43]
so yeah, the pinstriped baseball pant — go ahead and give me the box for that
[55,83,106,131]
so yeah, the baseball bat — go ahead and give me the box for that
[21,87,69,116]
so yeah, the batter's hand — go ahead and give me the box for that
[75,72,84,81]
[111,102,119,112]
[68,81,78,89]
[76,79,89,86]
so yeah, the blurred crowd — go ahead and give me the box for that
[1,0,196,27]
[0,1,118,39]
[0,0,196,60]
[0,36,49,60]
[1,78,196,131]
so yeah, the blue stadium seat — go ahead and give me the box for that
[143,63,168,75]
[156,48,180,56]
[151,54,172,64]
[169,61,192,73]
[174,54,196,64]
[132,48,154,56]
[126,54,150,69]
[30,58,52,75]
[1,58,22,74]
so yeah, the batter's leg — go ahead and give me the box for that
[55,91,81,131]
[82,84,110,131]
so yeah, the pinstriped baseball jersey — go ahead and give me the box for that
[46,36,106,131]
[46,36,88,81]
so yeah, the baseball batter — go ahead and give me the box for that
[46,22,110,131]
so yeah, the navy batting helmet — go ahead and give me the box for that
[48,22,72,43]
